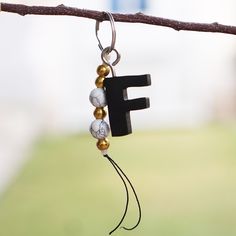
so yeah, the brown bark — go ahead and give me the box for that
[1,2,236,36]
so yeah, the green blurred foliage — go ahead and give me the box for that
[0,125,236,236]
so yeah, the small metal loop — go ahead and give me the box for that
[101,47,121,77]
[95,12,116,53]
[101,47,121,67]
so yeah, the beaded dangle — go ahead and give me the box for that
[89,64,111,155]
[89,12,151,235]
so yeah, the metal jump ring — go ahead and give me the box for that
[101,47,121,77]
[101,47,121,67]
[95,12,116,53]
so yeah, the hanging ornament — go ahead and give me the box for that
[89,12,151,235]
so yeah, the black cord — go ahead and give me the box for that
[105,156,129,235]
[108,156,142,231]
[104,154,142,234]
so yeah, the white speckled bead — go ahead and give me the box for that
[89,88,107,107]
[90,119,110,139]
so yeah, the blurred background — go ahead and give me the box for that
[0,0,236,235]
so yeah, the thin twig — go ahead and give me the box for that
[1,2,236,36]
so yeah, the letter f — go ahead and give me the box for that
[104,74,151,136]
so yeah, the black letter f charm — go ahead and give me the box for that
[104,74,151,136]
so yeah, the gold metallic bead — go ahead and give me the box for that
[95,76,105,88]
[97,138,110,151]
[94,107,107,119]
[97,64,110,76]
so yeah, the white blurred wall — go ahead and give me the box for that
[0,0,236,192]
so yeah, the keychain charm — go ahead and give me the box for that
[89,12,151,235]
[104,74,151,136]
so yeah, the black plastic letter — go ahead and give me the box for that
[104,74,151,136]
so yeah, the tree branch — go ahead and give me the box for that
[1,2,236,36]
